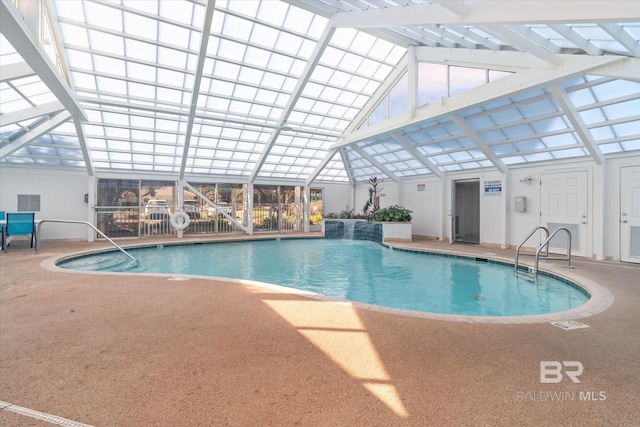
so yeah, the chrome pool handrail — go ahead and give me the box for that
[35,219,138,264]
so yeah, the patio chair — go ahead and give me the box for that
[0,211,4,251]
[4,212,36,251]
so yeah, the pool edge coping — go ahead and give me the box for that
[40,236,615,325]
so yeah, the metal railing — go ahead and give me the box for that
[35,219,138,264]
[515,226,572,278]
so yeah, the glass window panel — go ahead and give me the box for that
[275,32,303,56]
[223,14,253,40]
[243,46,271,69]
[389,74,408,118]
[60,24,90,48]
[551,148,588,159]
[542,133,577,147]
[590,126,616,140]
[418,63,447,106]
[214,61,240,79]
[612,121,640,137]
[524,152,553,162]
[250,24,279,49]
[579,108,606,125]
[531,117,570,133]
[601,99,640,120]
[591,79,640,102]
[123,12,158,40]
[514,139,545,151]
[449,66,486,97]
[621,139,640,151]
[88,30,124,55]
[489,70,512,81]
[217,39,247,62]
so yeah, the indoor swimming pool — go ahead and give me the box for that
[56,238,590,317]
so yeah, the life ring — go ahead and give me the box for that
[170,212,191,230]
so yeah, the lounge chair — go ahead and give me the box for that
[4,212,36,251]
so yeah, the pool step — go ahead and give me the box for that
[515,266,537,283]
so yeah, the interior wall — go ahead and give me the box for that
[0,167,90,240]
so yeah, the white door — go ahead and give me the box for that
[621,166,640,263]
[540,171,589,257]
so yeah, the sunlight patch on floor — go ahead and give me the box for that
[262,300,409,418]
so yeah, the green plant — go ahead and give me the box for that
[373,205,412,222]
[325,206,367,220]
[362,176,385,217]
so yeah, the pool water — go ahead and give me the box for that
[57,239,589,317]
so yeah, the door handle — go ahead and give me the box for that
[622,220,628,223]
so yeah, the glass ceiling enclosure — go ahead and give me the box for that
[1,0,638,183]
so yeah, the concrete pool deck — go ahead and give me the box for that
[1,234,639,426]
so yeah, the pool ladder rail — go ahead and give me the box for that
[35,219,138,265]
[514,226,573,280]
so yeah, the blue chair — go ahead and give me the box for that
[0,211,4,251]
[5,212,36,251]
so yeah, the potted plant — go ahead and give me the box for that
[373,205,413,241]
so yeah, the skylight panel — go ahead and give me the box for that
[123,12,158,40]
[93,55,126,76]
[267,53,294,74]
[621,139,640,152]
[217,39,247,62]
[256,0,288,27]
[88,30,124,56]
[84,2,122,30]
[123,39,158,63]
[551,148,588,159]
[275,32,304,56]
[95,76,125,96]
[523,152,553,163]
[591,79,640,103]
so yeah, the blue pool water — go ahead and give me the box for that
[57,239,589,316]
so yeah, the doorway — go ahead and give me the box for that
[621,165,640,263]
[453,180,480,244]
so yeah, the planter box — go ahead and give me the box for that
[379,222,412,241]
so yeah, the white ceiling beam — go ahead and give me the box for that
[339,147,354,185]
[389,133,445,178]
[345,55,408,134]
[415,46,557,71]
[0,61,35,82]
[330,1,640,28]
[450,114,508,174]
[179,0,216,180]
[548,24,602,56]
[305,148,339,186]
[478,25,559,64]
[336,55,624,148]
[0,101,65,127]
[599,24,640,57]
[0,0,86,121]
[0,111,72,159]
[73,119,94,176]
[445,25,501,50]
[549,85,605,165]
[250,24,336,183]
[432,0,469,16]
[586,58,640,81]
[508,25,563,54]
[350,145,401,183]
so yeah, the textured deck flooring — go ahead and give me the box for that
[1,234,639,426]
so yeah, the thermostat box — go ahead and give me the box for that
[514,196,526,212]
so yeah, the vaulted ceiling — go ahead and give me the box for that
[1,0,639,184]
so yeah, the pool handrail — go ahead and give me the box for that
[35,219,138,264]
[534,227,572,276]
[514,226,549,274]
